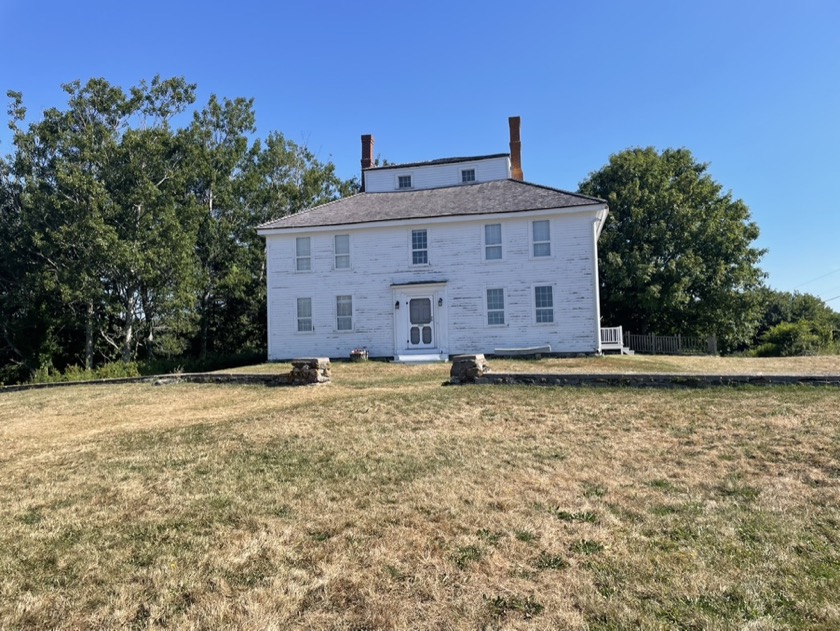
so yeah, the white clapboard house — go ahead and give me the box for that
[257,118,610,362]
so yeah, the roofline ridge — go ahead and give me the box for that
[511,178,607,204]
[365,153,511,172]
[256,193,364,229]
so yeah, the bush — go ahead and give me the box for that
[23,351,265,385]
[28,361,141,384]
[754,320,835,357]
[30,363,63,384]
[94,362,140,380]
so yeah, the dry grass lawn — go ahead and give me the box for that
[1,357,839,629]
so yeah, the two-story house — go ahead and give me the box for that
[257,117,609,361]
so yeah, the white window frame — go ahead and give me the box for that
[531,220,552,258]
[534,285,554,324]
[296,297,314,333]
[486,288,506,326]
[336,294,353,332]
[397,174,413,189]
[334,234,350,270]
[410,229,429,266]
[460,168,476,183]
[295,236,312,272]
[483,223,503,261]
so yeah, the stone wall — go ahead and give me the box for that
[289,358,331,385]
[449,354,490,384]
[1,359,332,393]
[474,373,840,388]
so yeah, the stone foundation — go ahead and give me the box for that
[450,354,490,384]
[289,358,331,384]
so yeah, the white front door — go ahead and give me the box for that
[407,297,434,348]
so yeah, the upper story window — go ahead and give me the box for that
[297,297,313,332]
[486,288,505,325]
[336,295,353,331]
[295,237,311,271]
[535,286,554,323]
[334,234,350,269]
[461,168,476,183]
[398,175,412,189]
[411,229,428,265]
[484,223,502,260]
[532,220,551,257]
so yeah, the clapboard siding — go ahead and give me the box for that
[364,156,511,192]
[265,209,601,360]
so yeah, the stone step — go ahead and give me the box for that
[393,353,448,364]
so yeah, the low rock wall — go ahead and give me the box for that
[1,358,332,393]
[474,373,840,388]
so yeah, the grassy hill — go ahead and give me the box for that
[2,357,839,629]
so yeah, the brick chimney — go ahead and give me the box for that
[360,134,374,192]
[508,116,523,181]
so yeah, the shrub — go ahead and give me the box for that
[94,362,140,380]
[755,320,833,357]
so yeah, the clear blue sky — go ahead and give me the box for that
[2,0,839,304]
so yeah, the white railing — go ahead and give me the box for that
[600,326,624,350]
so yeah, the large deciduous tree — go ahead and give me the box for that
[1,77,357,381]
[579,147,765,350]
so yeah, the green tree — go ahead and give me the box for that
[5,77,200,370]
[579,147,765,350]
[1,76,357,382]
[750,288,839,355]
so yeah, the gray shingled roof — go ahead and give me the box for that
[257,179,605,231]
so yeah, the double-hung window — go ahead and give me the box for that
[295,237,311,271]
[297,297,313,332]
[532,220,551,257]
[461,168,476,183]
[535,286,554,323]
[411,229,428,265]
[398,175,412,189]
[334,234,350,269]
[486,288,505,325]
[336,295,352,331]
[484,223,502,260]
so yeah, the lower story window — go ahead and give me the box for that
[297,297,313,332]
[486,288,505,325]
[336,295,352,331]
[535,286,554,323]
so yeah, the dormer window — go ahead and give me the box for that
[398,175,412,189]
[461,168,476,183]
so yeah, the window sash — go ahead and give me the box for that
[487,288,505,325]
[535,286,554,323]
[532,220,551,257]
[398,175,412,189]
[334,234,350,269]
[296,237,311,271]
[336,295,352,331]
[411,229,428,265]
[485,223,502,260]
[297,297,313,332]
[461,169,475,183]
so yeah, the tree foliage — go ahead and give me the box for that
[751,289,839,356]
[579,147,765,350]
[1,77,356,382]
